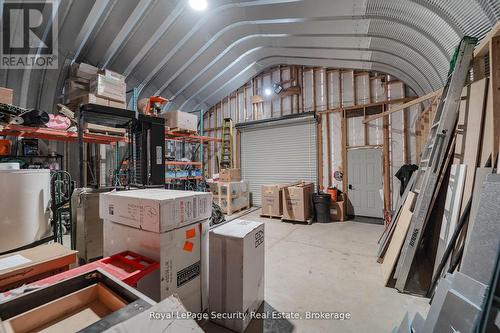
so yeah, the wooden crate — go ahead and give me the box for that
[213,181,250,215]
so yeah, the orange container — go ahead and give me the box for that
[0,139,11,156]
[327,187,338,202]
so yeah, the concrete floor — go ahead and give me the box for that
[205,209,430,333]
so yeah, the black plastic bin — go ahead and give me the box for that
[313,193,331,223]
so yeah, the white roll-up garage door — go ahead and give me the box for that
[239,115,317,205]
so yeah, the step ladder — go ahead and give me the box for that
[219,118,233,170]
[394,37,477,291]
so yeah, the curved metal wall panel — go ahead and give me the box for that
[1,0,498,113]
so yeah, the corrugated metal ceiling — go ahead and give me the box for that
[0,0,498,113]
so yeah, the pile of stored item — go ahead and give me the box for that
[64,62,127,110]
[0,187,266,333]
[211,168,251,215]
[372,36,500,332]
[260,181,346,224]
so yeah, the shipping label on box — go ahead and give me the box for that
[100,189,212,233]
[103,219,209,312]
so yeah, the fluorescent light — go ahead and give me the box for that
[189,0,207,11]
[264,88,272,96]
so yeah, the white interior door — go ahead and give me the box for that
[347,148,384,218]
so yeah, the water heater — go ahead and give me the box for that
[0,169,51,253]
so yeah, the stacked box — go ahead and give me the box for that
[214,180,250,215]
[219,168,241,182]
[0,87,13,104]
[70,62,99,80]
[210,219,265,332]
[282,182,314,222]
[90,74,126,102]
[99,189,212,312]
[261,184,288,217]
[64,62,127,109]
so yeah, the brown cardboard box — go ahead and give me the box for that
[282,183,314,222]
[0,243,77,291]
[99,68,126,83]
[261,184,287,217]
[330,200,346,221]
[219,168,241,182]
[66,93,109,107]
[0,87,13,104]
[108,99,127,109]
[70,62,99,80]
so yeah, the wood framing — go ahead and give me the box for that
[363,89,443,123]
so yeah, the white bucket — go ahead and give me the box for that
[0,169,51,252]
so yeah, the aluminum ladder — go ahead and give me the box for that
[394,37,477,291]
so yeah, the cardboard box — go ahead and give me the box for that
[108,99,127,109]
[103,219,209,312]
[100,189,212,233]
[282,182,314,222]
[330,200,346,221]
[219,168,241,182]
[99,68,126,83]
[261,184,287,217]
[210,219,265,332]
[215,181,250,215]
[0,243,77,291]
[90,74,126,102]
[164,111,198,132]
[70,62,99,80]
[65,93,109,107]
[0,87,13,105]
[108,295,203,332]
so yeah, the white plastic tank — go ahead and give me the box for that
[0,169,51,253]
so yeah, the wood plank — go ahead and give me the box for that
[474,21,500,58]
[382,192,416,285]
[363,89,443,123]
[491,36,500,163]
[326,113,332,187]
[318,97,413,114]
[480,81,494,166]
[459,78,488,215]
[383,108,391,212]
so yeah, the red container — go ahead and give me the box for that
[0,139,11,156]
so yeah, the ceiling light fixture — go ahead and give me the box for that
[189,0,207,11]
[264,88,272,96]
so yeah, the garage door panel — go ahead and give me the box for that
[240,117,317,205]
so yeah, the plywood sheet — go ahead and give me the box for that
[480,81,493,165]
[382,192,416,285]
[459,78,488,214]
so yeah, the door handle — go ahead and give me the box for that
[348,184,353,190]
